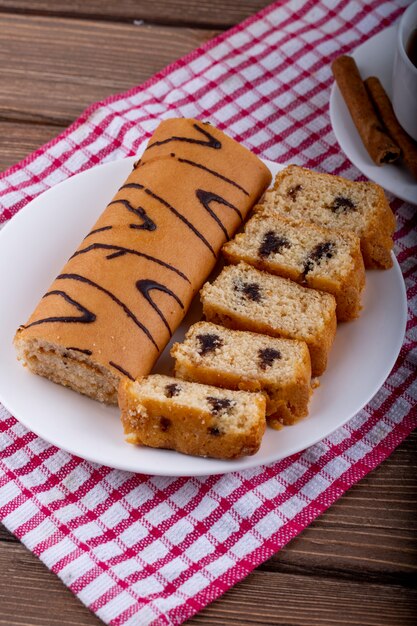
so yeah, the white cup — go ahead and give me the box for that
[392,1,417,141]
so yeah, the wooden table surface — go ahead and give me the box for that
[0,2,416,624]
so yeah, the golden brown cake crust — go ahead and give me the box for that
[262,165,395,269]
[14,119,271,402]
[119,375,266,459]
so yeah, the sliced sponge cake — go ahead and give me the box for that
[259,165,395,269]
[171,321,312,427]
[200,262,337,377]
[223,211,365,321]
[119,374,266,459]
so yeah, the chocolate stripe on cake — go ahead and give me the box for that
[108,198,156,231]
[106,250,126,260]
[24,290,96,329]
[176,156,249,196]
[136,279,184,337]
[57,273,159,350]
[72,243,190,283]
[66,347,93,355]
[196,189,243,240]
[146,123,221,150]
[135,153,249,196]
[120,183,217,258]
[109,361,134,381]
[85,225,113,239]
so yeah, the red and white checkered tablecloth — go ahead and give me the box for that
[1,1,416,624]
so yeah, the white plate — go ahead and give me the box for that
[0,156,407,476]
[330,26,417,205]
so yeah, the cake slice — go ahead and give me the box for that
[171,322,312,427]
[222,211,365,321]
[119,374,266,459]
[200,262,336,376]
[259,165,395,269]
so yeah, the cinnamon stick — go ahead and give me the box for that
[365,76,417,180]
[331,55,400,165]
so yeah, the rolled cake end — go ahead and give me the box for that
[14,331,120,404]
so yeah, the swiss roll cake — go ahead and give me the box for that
[14,118,272,403]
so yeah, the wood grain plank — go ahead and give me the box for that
[0,14,218,125]
[267,522,417,586]
[0,0,271,28]
[0,540,102,626]
[0,121,62,173]
[186,570,417,625]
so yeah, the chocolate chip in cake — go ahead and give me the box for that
[330,195,356,214]
[159,416,171,432]
[208,426,222,436]
[287,184,302,201]
[235,281,263,302]
[303,241,336,275]
[207,397,234,415]
[242,282,262,301]
[196,333,223,356]
[259,231,291,258]
[258,347,281,370]
[381,152,398,164]
[165,383,181,398]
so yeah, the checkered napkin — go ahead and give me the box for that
[1,1,416,624]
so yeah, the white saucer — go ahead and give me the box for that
[0,156,407,476]
[330,26,417,205]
